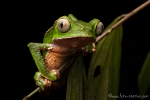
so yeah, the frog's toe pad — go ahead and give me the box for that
[44,78,52,87]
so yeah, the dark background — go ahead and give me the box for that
[1,0,150,100]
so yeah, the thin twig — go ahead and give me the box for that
[23,87,40,100]
[96,0,150,43]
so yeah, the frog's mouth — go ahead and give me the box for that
[53,37,95,48]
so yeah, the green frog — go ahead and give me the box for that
[27,14,104,94]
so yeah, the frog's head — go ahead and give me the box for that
[44,14,104,48]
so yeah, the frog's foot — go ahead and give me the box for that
[34,72,52,90]
[80,43,96,55]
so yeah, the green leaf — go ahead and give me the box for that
[66,57,86,100]
[138,51,150,96]
[86,17,123,100]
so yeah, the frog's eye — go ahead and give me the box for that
[57,18,70,32]
[95,22,104,36]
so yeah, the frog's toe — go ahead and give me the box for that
[44,78,52,87]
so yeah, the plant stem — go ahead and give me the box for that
[23,87,40,100]
[96,0,150,43]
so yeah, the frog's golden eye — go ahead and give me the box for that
[57,18,70,32]
[96,22,104,36]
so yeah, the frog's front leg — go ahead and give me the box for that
[28,43,60,89]
[83,43,97,54]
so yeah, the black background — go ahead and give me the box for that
[1,0,150,100]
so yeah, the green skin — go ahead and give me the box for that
[28,14,103,90]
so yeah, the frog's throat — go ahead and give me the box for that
[53,37,95,48]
